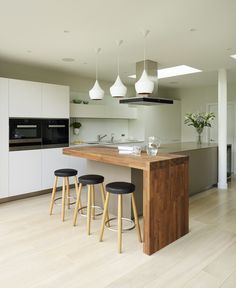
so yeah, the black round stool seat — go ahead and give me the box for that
[79,174,104,185]
[106,182,135,195]
[54,168,78,177]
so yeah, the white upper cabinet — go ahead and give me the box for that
[70,103,137,119]
[9,79,42,117]
[9,79,69,118]
[0,78,9,198]
[42,84,69,118]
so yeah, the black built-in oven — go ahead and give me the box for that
[9,118,69,151]
[9,118,42,151]
[42,119,69,148]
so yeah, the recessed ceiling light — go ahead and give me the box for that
[64,30,70,33]
[83,62,88,65]
[62,58,75,62]
[189,28,197,32]
[128,65,202,79]
[230,54,236,59]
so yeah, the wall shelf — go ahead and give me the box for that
[70,103,137,119]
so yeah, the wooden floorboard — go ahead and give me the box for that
[1,179,236,288]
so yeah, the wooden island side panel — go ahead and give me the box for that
[143,157,189,255]
[63,146,189,255]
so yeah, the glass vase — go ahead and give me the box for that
[197,132,202,144]
[196,128,203,145]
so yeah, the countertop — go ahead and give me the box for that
[157,142,218,154]
[63,145,187,171]
[69,141,218,154]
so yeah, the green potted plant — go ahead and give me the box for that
[70,121,82,135]
[184,112,215,144]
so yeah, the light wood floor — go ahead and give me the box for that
[1,179,236,288]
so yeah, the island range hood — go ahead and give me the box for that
[120,60,173,106]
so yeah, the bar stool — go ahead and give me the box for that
[49,168,80,221]
[73,174,109,235]
[99,181,142,253]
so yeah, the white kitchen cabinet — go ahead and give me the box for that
[9,150,42,196]
[41,148,70,190]
[0,78,9,198]
[42,148,87,189]
[9,79,42,117]
[70,104,137,119]
[67,154,87,179]
[42,84,69,118]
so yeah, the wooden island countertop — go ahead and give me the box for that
[63,146,189,255]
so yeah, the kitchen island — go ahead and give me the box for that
[63,146,189,255]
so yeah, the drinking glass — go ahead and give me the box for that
[146,136,161,156]
[132,145,142,156]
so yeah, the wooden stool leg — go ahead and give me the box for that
[61,177,66,222]
[99,192,110,241]
[73,183,83,226]
[91,185,95,220]
[49,176,58,215]
[87,185,92,235]
[100,184,110,226]
[66,177,70,209]
[118,194,123,253]
[131,193,142,243]
[74,176,81,209]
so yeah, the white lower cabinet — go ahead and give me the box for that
[9,150,42,196]
[8,148,87,197]
[42,148,87,189]
[0,78,9,199]
[41,148,69,190]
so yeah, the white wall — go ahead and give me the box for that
[70,118,129,143]
[179,84,236,142]
[128,100,181,144]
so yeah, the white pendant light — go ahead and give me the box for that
[89,48,104,100]
[135,30,154,95]
[110,40,127,98]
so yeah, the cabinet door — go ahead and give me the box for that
[41,148,70,190]
[42,84,69,118]
[0,78,9,198]
[9,150,42,196]
[9,79,42,117]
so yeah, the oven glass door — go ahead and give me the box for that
[9,118,42,151]
[42,119,69,148]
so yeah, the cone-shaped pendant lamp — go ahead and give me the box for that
[135,30,154,95]
[89,48,104,100]
[110,40,127,98]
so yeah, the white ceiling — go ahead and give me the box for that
[0,0,236,88]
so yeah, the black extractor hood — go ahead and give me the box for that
[120,60,174,106]
[120,96,173,105]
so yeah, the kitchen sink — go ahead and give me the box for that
[85,140,143,145]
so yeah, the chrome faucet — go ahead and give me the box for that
[97,134,107,142]
[110,133,115,143]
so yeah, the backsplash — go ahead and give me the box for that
[70,118,129,144]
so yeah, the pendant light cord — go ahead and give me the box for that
[117,47,120,76]
[116,40,123,77]
[95,48,101,81]
[143,30,150,71]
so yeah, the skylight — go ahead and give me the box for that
[128,65,202,79]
